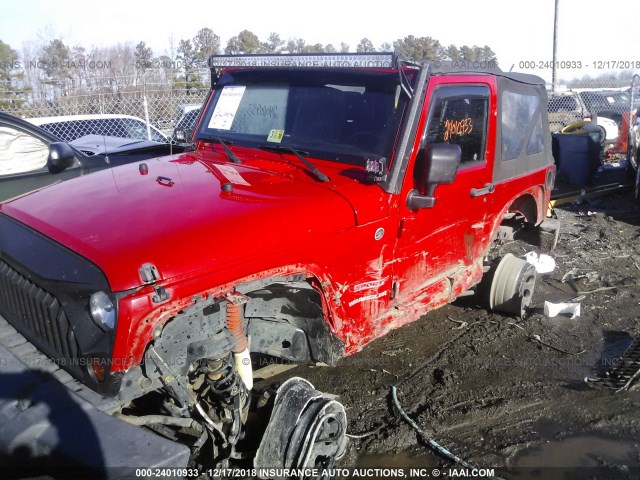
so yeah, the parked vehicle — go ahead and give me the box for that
[548,91,619,140]
[28,114,168,143]
[171,106,202,144]
[548,88,639,176]
[577,89,634,123]
[0,111,183,201]
[577,89,639,172]
[0,53,557,475]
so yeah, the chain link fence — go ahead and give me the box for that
[1,65,638,150]
[547,72,640,166]
[1,69,211,140]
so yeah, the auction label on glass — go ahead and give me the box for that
[208,85,246,130]
[267,129,284,143]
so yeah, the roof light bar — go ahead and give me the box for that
[208,53,396,69]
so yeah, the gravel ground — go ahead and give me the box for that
[270,191,640,479]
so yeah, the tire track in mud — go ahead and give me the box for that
[350,309,530,461]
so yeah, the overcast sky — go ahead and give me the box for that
[2,0,639,83]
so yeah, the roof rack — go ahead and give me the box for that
[207,52,397,70]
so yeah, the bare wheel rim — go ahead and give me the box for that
[489,253,537,317]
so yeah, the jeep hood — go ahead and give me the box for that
[0,153,358,292]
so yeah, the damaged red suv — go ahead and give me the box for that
[0,53,557,475]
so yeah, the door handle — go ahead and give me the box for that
[470,183,494,197]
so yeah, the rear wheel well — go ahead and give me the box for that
[507,194,539,225]
[488,193,555,260]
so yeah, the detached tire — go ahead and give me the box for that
[486,254,537,318]
[561,120,606,144]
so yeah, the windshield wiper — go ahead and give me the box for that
[259,145,329,182]
[202,135,241,164]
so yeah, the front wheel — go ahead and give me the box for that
[485,254,537,318]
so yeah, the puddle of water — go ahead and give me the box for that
[512,435,639,479]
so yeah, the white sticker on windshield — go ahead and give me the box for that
[216,164,251,186]
[208,86,246,130]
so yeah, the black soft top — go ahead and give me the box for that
[427,61,545,86]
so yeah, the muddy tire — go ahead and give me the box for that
[485,254,536,318]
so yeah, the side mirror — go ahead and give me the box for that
[47,142,76,173]
[407,143,462,210]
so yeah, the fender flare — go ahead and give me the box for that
[114,266,345,372]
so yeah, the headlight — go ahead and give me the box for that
[89,291,116,330]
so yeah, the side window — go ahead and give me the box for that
[501,91,543,160]
[424,85,489,165]
[527,115,545,155]
[0,126,49,176]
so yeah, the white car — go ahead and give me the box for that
[28,114,168,144]
[548,91,621,141]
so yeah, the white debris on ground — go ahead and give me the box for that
[524,251,557,274]
[543,300,581,319]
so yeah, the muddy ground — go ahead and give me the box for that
[266,191,640,479]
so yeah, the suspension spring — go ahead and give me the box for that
[203,353,243,404]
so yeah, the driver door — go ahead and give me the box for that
[392,77,497,306]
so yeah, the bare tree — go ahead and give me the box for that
[0,40,29,109]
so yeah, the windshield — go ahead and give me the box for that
[196,69,411,166]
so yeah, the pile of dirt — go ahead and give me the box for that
[274,191,640,478]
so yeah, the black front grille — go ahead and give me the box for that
[0,259,79,363]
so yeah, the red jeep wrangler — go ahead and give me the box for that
[0,53,557,475]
